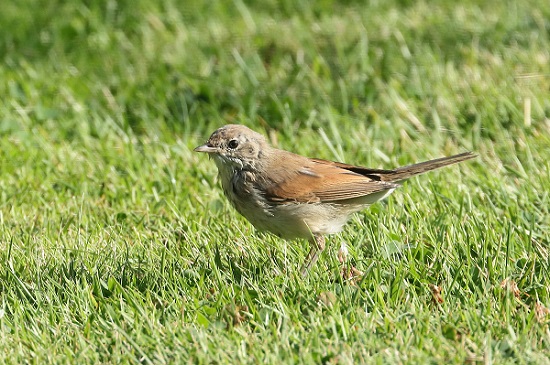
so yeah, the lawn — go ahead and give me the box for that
[1,0,549,363]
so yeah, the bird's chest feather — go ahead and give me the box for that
[219,168,272,218]
[216,164,350,240]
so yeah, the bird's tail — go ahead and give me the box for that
[379,152,476,183]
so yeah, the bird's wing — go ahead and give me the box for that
[263,152,475,203]
[264,158,399,204]
[309,158,393,180]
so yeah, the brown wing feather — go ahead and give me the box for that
[264,158,398,204]
[309,158,392,181]
[262,151,474,204]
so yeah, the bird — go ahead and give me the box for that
[194,124,476,277]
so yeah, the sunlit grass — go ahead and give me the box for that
[1,0,549,363]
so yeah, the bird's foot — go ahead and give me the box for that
[341,265,363,285]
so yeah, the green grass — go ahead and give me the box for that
[1,0,550,363]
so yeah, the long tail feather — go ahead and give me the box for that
[380,152,476,182]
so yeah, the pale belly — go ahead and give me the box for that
[230,195,368,240]
[230,187,397,240]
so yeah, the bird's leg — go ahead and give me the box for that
[338,241,363,282]
[337,242,348,264]
[300,234,326,277]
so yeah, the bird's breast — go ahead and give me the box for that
[216,167,363,240]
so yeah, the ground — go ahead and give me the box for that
[1,0,549,363]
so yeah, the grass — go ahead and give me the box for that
[1,0,549,363]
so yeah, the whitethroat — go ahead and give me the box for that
[195,124,476,277]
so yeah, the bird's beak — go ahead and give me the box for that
[194,144,218,153]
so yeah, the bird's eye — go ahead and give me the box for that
[227,139,239,149]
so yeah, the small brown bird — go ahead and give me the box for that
[195,124,475,276]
